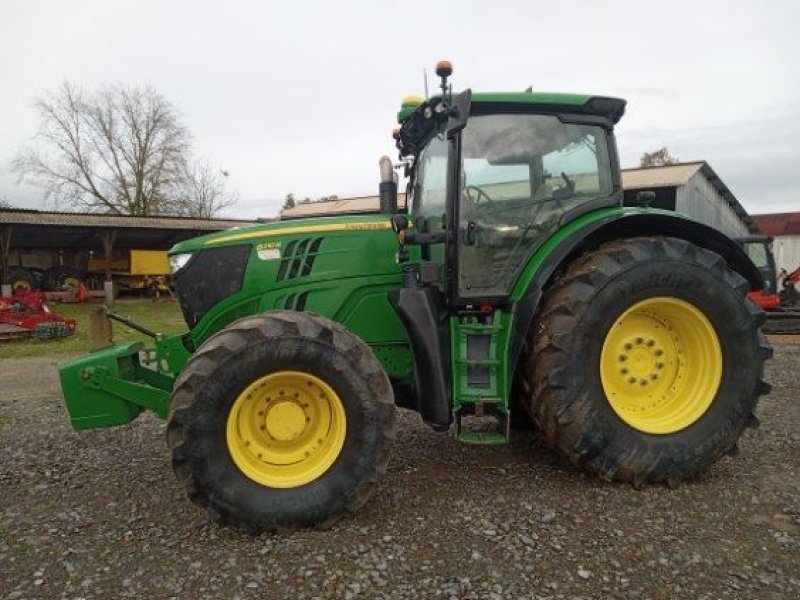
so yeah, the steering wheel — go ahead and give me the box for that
[464,184,496,208]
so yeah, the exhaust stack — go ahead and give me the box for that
[378,155,398,214]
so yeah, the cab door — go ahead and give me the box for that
[453,113,615,304]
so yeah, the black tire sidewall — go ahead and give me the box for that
[564,256,760,475]
[183,331,392,528]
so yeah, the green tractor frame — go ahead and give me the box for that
[60,62,771,532]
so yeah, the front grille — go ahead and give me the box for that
[172,245,250,328]
[276,237,324,281]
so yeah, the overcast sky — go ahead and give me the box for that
[1,0,798,219]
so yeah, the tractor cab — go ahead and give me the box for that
[386,62,628,441]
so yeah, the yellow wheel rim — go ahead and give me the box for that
[226,370,347,488]
[12,281,31,293]
[600,297,722,434]
[64,277,81,288]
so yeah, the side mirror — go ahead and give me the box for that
[447,89,472,138]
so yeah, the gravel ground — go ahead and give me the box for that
[1,341,798,599]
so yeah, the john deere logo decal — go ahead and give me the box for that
[256,241,281,261]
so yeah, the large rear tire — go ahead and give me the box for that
[167,311,396,532]
[519,237,771,486]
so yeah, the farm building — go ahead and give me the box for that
[620,162,756,237]
[0,208,255,296]
[751,212,800,273]
[282,162,757,239]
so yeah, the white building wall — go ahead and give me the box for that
[675,173,750,238]
[772,235,800,272]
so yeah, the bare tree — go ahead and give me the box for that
[0,196,12,209]
[640,147,679,168]
[172,157,237,218]
[13,83,197,215]
[282,193,296,210]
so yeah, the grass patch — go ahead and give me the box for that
[0,299,187,359]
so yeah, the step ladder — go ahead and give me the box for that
[450,313,511,444]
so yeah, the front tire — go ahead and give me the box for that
[167,311,396,532]
[520,237,771,486]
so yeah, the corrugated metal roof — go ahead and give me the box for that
[0,208,254,230]
[621,162,703,189]
[752,212,800,236]
[282,195,406,219]
[622,161,757,234]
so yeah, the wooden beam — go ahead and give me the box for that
[101,229,117,282]
[0,225,11,284]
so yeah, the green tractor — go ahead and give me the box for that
[59,62,771,532]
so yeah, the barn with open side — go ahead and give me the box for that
[621,161,757,238]
[0,208,255,297]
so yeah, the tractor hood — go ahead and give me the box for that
[169,214,393,255]
[167,214,404,343]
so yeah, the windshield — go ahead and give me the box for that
[461,114,613,208]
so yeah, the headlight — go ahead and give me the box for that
[169,253,193,275]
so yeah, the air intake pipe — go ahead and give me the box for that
[378,155,398,214]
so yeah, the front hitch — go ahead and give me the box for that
[60,308,189,431]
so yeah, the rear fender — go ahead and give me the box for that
[508,211,763,379]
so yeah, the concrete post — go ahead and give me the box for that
[104,280,115,305]
[1,284,11,297]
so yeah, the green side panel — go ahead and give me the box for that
[337,285,408,342]
[257,277,414,380]
[195,297,261,345]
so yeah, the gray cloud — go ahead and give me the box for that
[1,0,798,219]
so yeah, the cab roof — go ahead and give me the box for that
[398,91,626,124]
